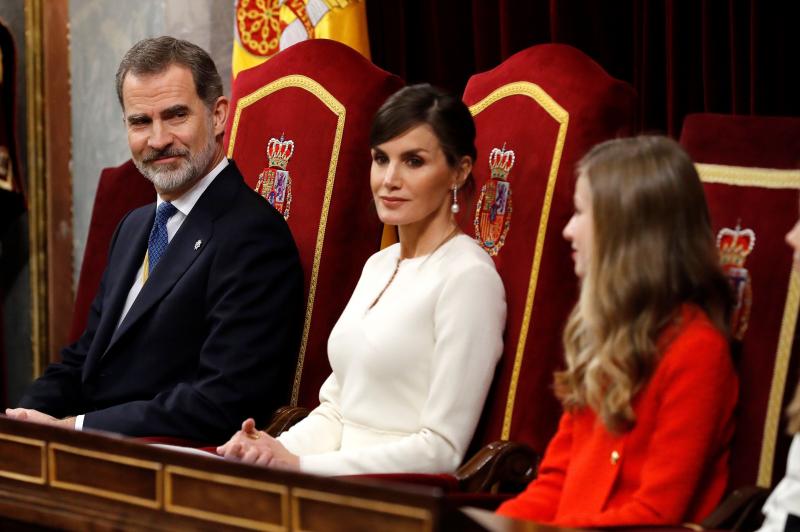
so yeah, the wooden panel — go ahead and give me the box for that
[49,443,161,508]
[165,465,288,531]
[0,434,45,484]
[26,0,75,375]
[0,418,461,531]
[292,488,433,532]
[42,0,73,363]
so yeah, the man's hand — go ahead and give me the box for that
[5,408,76,429]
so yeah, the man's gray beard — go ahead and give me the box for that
[134,129,217,194]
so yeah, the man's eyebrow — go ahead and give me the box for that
[161,104,190,118]
[126,113,151,125]
[126,104,191,125]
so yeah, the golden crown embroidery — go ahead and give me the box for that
[717,222,756,341]
[474,144,515,256]
[255,134,295,220]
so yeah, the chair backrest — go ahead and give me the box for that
[680,113,800,491]
[69,160,154,343]
[460,44,636,457]
[224,39,403,409]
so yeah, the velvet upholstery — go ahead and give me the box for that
[461,43,636,460]
[224,39,403,408]
[354,44,636,493]
[680,113,800,491]
[68,160,154,343]
[367,1,800,138]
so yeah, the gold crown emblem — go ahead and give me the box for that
[489,144,515,180]
[267,134,295,170]
[717,222,755,268]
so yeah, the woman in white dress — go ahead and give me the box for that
[217,84,507,476]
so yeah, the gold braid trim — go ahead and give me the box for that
[696,163,800,189]
[469,82,569,440]
[696,163,800,486]
[757,269,800,486]
[228,74,345,406]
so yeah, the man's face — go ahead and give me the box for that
[122,64,227,199]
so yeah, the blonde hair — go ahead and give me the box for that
[555,136,732,433]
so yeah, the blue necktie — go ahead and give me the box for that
[147,202,178,275]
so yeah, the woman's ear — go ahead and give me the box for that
[456,156,474,187]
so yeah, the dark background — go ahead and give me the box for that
[367,0,799,138]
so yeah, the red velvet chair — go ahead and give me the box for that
[679,113,800,530]
[224,39,403,414]
[256,44,635,494]
[448,43,636,491]
[69,160,154,343]
[345,44,635,493]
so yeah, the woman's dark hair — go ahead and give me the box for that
[370,84,477,170]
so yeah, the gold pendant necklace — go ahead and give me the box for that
[368,257,403,310]
[367,226,461,311]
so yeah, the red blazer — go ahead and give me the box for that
[497,305,738,527]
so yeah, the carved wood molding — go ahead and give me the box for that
[25,0,72,376]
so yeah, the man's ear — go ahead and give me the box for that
[212,96,229,136]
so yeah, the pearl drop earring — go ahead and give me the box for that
[451,185,460,214]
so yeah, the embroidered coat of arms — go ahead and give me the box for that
[255,134,295,220]
[474,145,515,256]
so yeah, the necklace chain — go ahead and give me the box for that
[367,227,461,311]
[368,257,402,310]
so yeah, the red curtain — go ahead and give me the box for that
[367,0,799,137]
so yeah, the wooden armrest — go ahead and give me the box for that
[454,440,538,493]
[700,485,769,531]
[265,406,310,437]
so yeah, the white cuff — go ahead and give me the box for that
[74,414,85,431]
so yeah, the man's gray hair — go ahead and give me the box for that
[116,36,222,110]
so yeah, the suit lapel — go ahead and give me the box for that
[82,206,153,381]
[104,214,212,353]
[100,162,241,358]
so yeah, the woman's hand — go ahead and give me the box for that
[216,418,300,469]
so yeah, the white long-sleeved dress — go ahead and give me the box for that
[277,234,506,476]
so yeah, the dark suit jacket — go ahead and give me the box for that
[19,161,304,444]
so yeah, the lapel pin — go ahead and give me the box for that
[194,239,202,250]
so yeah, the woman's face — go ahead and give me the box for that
[370,124,467,229]
[786,197,800,271]
[563,173,594,278]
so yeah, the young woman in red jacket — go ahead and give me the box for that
[497,136,738,527]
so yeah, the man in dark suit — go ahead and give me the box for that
[5,37,304,444]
